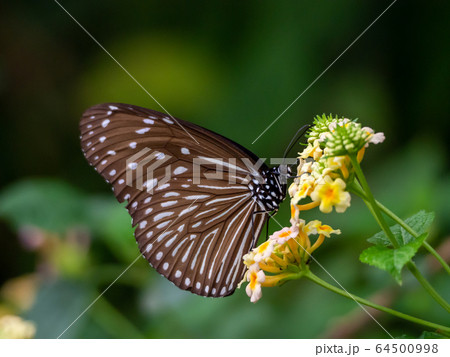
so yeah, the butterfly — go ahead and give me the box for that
[80,103,291,297]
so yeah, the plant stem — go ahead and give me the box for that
[349,156,450,312]
[304,270,450,336]
[349,156,399,248]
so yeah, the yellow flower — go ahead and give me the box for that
[292,176,315,204]
[300,139,323,160]
[326,155,350,179]
[242,251,256,268]
[253,240,275,263]
[298,159,313,174]
[310,175,351,213]
[305,220,341,237]
[245,266,265,303]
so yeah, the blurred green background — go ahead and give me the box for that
[0,0,449,339]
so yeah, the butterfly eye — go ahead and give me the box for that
[80,103,287,297]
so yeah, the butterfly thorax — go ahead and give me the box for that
[249,166,288,212]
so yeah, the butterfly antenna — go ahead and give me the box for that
[283,124,311,159]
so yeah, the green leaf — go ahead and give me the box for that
[85,196,137,261]
[360,233,427,284]
[24,279,96,338]
[0,179,89,234]
[367,210,435,246]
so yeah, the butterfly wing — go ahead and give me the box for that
[80,103,268,297]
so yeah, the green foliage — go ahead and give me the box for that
[360,211,435,283]
[24,280,96,338]
[367,211,435,246]
[359,233,427,284]
[0,179,89,234]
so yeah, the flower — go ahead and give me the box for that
[269,225,299,245]
[253,240,275,263]
[310,175,351,213]
[300,139,323,160]
[241,113,384,303]
[305,220,341,237]
[245,266,266,303]
[291,175,316,204]
[362,127,385,146]
[243,251,256,268]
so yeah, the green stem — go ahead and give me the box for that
[349,156,450,312]
[375,201,450,275]
[304,270,450,336]
[349,156,399,248]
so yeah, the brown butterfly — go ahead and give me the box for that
[80,103,288,297]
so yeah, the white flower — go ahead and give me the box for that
[269,225,299,245]
[253,240,275,263]
[245,266,266,303]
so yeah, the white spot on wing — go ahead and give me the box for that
[99,136,106,143]
[146,243,153,252]
[129,142,137,149]
[181,148,190,155]
[144,118,154,124]
[163,117,174,124]
[140,220,147,229]
[173,167,188,175]
[155,152,165,160]
[156,221,170,229]
[136,128,150,134]
[156,252,163,260]
[109,105,118,110]
[154,212,174,222]
[184,195,209,200]
[161,200,177,207]
[145,178,158,191]
[109,169,116,176]
[175,270,182,278]
[180,205,198,216]
[156,183,170,191]
[102,119,110,128]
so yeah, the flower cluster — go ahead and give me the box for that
[241,217,340,302]
[241,114,384,302]
[293,114,384,214]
